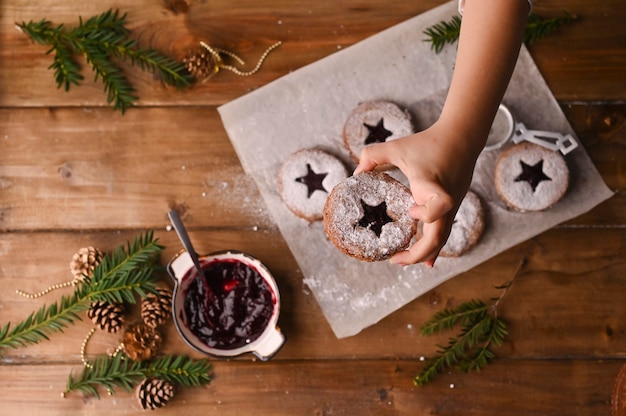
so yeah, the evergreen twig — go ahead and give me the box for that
[65,353,212,399]
[17,9,193,113]
[423,12,577,53]
[0,231,163,355]
[524,12,577,46]
[414,260,525,386]
[423,15,462,54]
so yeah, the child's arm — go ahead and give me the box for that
[354,0,530,267]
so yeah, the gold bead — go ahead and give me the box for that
[81,328,96,368]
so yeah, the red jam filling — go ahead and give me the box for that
[514,159,552,192]
[364,118,392,145]
[182,258,275,350]
[358,199,393,237]
[295,163,328,198]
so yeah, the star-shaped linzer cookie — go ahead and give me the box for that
[514,159,552,192]
[364,118,393,145]
[295,164,328,198]
[358,199,393,237]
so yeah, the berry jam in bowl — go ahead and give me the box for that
[167,250,285,361]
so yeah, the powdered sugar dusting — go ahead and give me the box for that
[205,167,275,229]
[278,148,348,221]
[343,101,414,161]
[495,142,569,211]
[440,190,485,257]
[323,171,417,261]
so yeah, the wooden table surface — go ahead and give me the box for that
[1,0,625,414]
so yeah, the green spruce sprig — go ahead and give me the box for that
[423,12,577,53]
[65,353,212,399]
[414,299,507,386]
[0,231,163,355]
[423,15,462,54]
[17,9,193,113]
[414,261,524,386]
[524,12,576,46]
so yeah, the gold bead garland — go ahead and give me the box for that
[81,328,97,368]
[16,246,102,299]
[184,40,281,82]
[15,279,78,299]
[80,326,126,369]
[18,241,177,408]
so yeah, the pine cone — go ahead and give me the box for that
[136,378,175,410]
[87,301,125,333]
[141,287,173,328]
[183,47,219,80]
[70,246,103,281]
[122,323,162,362]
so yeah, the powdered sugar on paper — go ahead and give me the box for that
[218,1,613,338]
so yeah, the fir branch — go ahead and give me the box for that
[65,353,212,399]
[79,40,138,112]
[0,231,163,356]
[50,39,84,91]
[414,302,503,386]
[420,299,489,335]
[0,292,87,351]
[414,260,525,387]
[423,12,576,53]
[66,353,143,398]
[17,8,193,114]
[423,15,462,54]
[144,354,213,387]
[524,12,577,46]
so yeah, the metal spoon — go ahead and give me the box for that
[168,210,205,278]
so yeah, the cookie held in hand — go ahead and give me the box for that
[323,171,417,262]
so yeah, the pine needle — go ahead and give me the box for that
[422,15,462,54]
[524,12,577,46]
[0,231,163,356]
[65,353,212,398]
[17,8,193,114]
[414,259,526,387]
[423,12,577,54]
[414,301,506,387]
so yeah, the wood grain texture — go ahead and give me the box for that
[1,227,625,362]
[0,359,619,415]
[0,0,624,108]
[1,0,626,414]
[0,103,624,231]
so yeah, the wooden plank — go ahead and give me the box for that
[0,107,272,230]
[529,1,626,101]
[1,1,625,415]
[1,0,624,109]
[1,103,624,231]
[0,359,620,415]
[562,103,626,225]
[0,0,445,108]
[2,227,625,362]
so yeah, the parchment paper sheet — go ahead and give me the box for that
[218,1,614,338]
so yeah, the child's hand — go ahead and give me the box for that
[352,0,528,266]
[354,120,480,267]
[352,0,528,267]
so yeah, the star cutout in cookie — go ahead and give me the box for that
[358,200,393,237]
[295,164,328,198]
[514,159,552,192]
[364,118,393,145]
